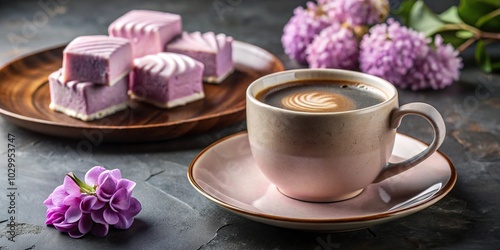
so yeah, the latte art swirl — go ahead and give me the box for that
[281,91,354,112]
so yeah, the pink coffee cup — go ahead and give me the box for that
[246,69,446,202]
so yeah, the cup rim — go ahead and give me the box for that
[246,69,398,115]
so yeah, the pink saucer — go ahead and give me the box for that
[188,131,457,232]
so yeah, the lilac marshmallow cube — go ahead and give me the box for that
[129,52,205,108]
[109,10,182,58]
[166,31,233,83]
[62,35,132,86]
[49,69,129,121]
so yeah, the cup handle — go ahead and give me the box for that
[374,102,446,182]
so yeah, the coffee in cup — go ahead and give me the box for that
[246,69,445,202]
[255,79,386,113]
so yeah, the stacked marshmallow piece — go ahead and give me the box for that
[49,35,132,121]
[166,31,234,84]
[130,52,205,108]
[108,10,183,59]
[109,10,206,108]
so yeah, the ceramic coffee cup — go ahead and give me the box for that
[246,69,446,202]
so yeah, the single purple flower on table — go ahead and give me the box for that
[44,176,86,237]
[93,169,141,229]
[44,166,142,238]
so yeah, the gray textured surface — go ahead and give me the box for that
[1,0,499,249]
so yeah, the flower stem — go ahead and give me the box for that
[67,173,95,194]
[458,37,478,53]
[439,23,500,52]
[480,31,500,40]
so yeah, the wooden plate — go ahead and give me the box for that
[0,41,284,142]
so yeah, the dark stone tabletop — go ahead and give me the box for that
[0,0,499,249]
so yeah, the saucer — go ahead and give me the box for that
[188,131,457,232]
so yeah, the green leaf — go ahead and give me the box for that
[491,62,500,72]
[477,0,500,8]
[476,40,500,73]
[458,0,500,32]
[393,0,417,25]
[437,31,467,49]
[408,0,445,36]
[474,40,485,63]
[475,40,492,73]
[475,9,500,28]
[438,6,462,24]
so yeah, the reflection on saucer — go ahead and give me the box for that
[389,183,442,211]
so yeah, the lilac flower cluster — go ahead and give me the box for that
[404,35,463,90]
[44,166,141,238]
[281,1,331,64]
[360,19,463,90]
[282,0,389,69]
[306,23,359,69]
[282,1,462,90]
[359,19,429,87]
[320,0,389,26]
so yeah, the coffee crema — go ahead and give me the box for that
[280,91,353,112]
[255,80,387,112]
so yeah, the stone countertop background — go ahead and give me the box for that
[1,0,499,249]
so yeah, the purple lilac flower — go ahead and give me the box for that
[359,19,462,90]
[320,0,389,26]
[359,18,430,87]
[281,1,331,64]
[91,167,141,229]
[403,35,463,90]
[44,166,141,238]
[44,176,85,237]
[306,23,359,69]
